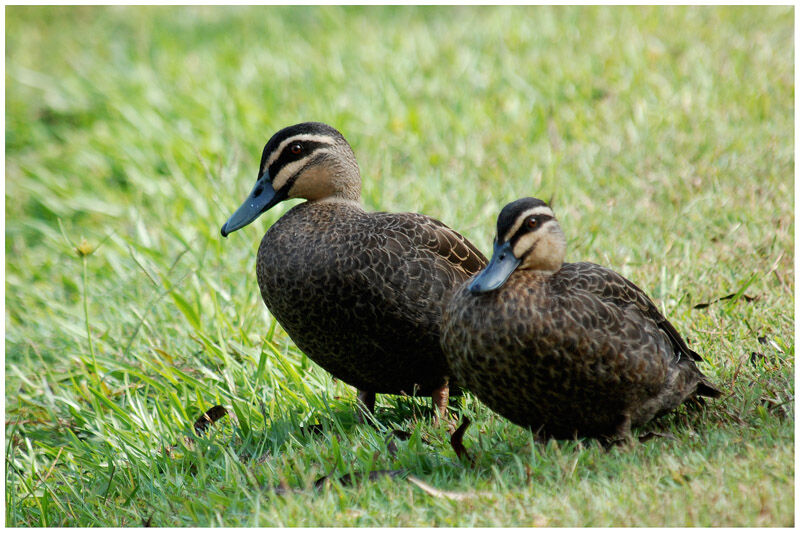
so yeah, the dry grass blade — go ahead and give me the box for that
[450,416,473,464]
[163,405,230,458]
[193,405,228,436]
[693,293,757,309]
[406,475,493,501]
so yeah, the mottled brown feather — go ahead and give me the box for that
[551,262,705,362]
[258,200,487,396]
[442,262,720,439]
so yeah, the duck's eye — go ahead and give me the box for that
[526,217,538,229]
[290,143,303,155]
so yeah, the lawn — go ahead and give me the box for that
[5,5,794,526]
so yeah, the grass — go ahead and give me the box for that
[5,5,794,526]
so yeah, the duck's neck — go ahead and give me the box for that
[311,196,363,208]
[309,170,361,206]
[328,154,362,202]
[292,163,361,204]
[332,174,361,202]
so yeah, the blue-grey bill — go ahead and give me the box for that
[468,241,521,293]
[220,174,284,237]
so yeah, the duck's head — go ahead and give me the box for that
[469,197,566,293]
[221,122,361,237]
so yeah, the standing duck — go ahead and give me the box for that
[441,197,720,441]
[221,122,486,422]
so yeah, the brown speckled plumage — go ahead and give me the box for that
[258,200,485,395]
[441,198,720,439]
[221,122,486,417]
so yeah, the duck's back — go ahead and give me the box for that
[258,200,486,395]
[443,261,717,438]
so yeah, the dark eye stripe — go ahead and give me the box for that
[280,152,329,193]
[509,215,553,248]
[264,140,331,181]
[529,214,553,225]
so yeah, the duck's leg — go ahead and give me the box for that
[431,380,450,429]
[355,389,376,424]
[607,412,635,448]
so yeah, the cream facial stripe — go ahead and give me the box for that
[501,206,555,243]
[512,230,546,259]
[266,134,336,167]
[270,148,334,191]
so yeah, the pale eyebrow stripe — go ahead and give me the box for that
[510,218,556,258]
[266,134,336,167]
[501,206,554,242]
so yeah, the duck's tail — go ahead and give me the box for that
[695,374,722,399]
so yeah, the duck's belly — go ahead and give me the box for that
[255,222,452,396]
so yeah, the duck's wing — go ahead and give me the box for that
[377,212,488,278]
[555,262,703,363]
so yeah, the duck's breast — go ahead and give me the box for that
[255,202,480,394]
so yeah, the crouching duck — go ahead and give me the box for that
[221,122,487,423]
[441,197,720,441]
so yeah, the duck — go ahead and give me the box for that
[441,197,720,441]
[221,122,487,423]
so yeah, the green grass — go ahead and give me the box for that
[5,5,793,526]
